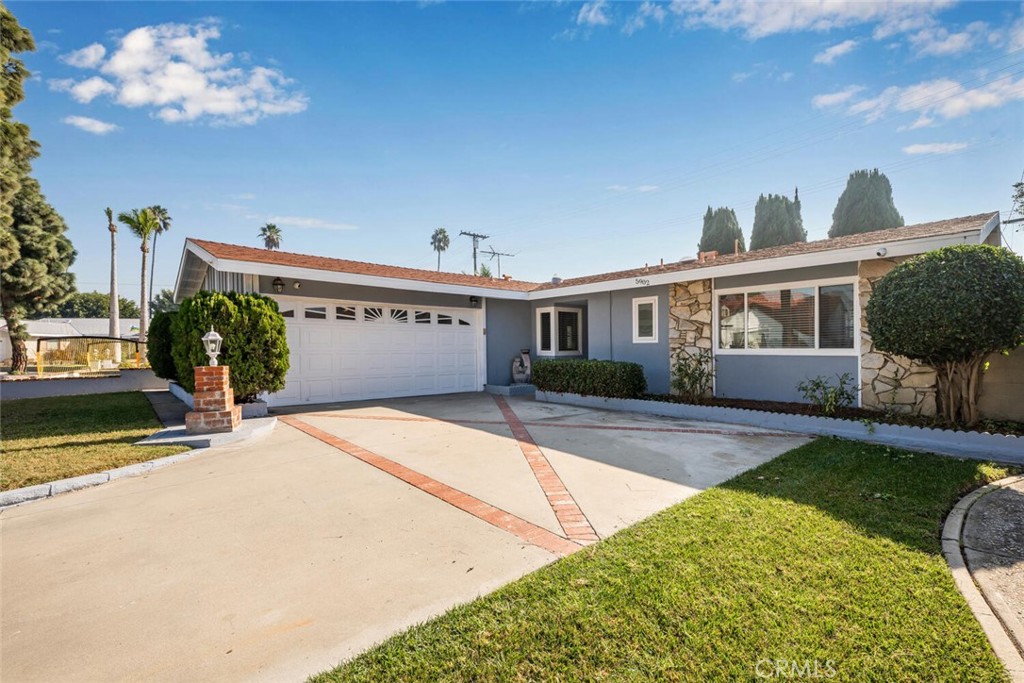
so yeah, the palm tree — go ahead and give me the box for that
[106,207,122,362]
[259,223,281,250]
[117,208,159,342]
[430,227,450,272]
[147,205,172,316]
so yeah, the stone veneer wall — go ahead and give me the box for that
[859,258,937,416]
[668,280,714,394]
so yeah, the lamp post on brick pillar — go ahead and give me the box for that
[185,328,241,435]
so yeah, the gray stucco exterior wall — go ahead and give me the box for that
[716,355,858,403]
[256,276,478,308]
[532,284,671,394]
[715,262,857,290]
[485,299,532,385]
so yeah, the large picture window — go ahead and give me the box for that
[717,281,856,353]
[536,306,582,356]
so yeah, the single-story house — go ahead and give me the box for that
[173,212,1003,415]
[0,318,141,364]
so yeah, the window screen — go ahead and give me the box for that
[557,311,579,352]
[636,302,654,339]
[819,284,855,349]
[539,312,552,352]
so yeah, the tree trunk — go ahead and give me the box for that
[437,249,440,272]
[109,228,121,363]
[3,309,28,374]
[139,245,149,342]
[934,356,987,427]
[148,231,158,316]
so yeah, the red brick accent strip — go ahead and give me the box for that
[491,396,600,544]
[278,416,581,557]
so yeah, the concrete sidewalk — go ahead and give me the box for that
[961,475,1024,676]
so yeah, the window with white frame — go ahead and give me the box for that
[632,296,658,343]
[536,306,582,356]
[716,279,856,353]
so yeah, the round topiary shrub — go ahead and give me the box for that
[865,243,1024,425]
[147,310,178,381]
[172,291,290,403]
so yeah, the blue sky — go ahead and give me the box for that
[11,1,1024,299]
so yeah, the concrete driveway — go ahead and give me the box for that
[1,393,807,682]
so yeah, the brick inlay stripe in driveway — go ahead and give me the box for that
[278,415,581,557]
[491,396,600,544]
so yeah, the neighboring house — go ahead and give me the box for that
[173,212,1003,415]
[0,318,141,364]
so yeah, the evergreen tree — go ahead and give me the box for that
[151,288,179,314]
[36,292,141,319]
[1,7,40,270]
[749,191,807,250]
[698,206,745,255]
[1,177,77,372]
[828,169,904,237]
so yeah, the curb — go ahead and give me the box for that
[0,418,276,510]
[943,474,1024,683]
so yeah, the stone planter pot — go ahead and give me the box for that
[534,391,1024,465]
[168,381,268,419]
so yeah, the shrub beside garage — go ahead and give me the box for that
[532,359,647,399]
[148,291,289,404]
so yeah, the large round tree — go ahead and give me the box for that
[866,244,1024,426]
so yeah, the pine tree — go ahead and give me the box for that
[749,192,807,250]
[697,206,745,255]
[1,177,77,372]
[828,169,904,237]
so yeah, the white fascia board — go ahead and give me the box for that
[173,241,214,303]
[211,257,532,300]
[527,230,980,300]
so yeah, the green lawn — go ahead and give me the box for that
[1,392,187,491]
[314,440,1013,683]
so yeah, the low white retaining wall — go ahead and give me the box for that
[168,381,268,419]
[535,391,1024,465]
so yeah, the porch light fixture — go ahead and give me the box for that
[202,327,223,366]
[469,296,481,308]
[272,277,285,293]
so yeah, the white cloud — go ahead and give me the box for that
[813,39,859,65]
[49,75,116,103]
[731,71,752,83]
[268,215,359,231]
[606,184,630,192]
[667,0,954,40]
[811,85,865,108]
[908,22,986,57]
[1010,16,1024,52]
[636,185,660,193]
[50,21,308,126]
[60,43,106,68]
[577,0,611,27]
[846,75,1024,124]
[623,1,667,36]
[230,192,256,201]
[902,141,968,154]
[62,115,120,135]
[606,184,659,193]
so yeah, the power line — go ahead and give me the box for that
[459,231,490,275]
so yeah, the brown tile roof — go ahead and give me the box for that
[189,238,541,292]
[531,212,996,291]
[190,212,995,296]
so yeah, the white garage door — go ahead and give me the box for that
[267,298,483,406]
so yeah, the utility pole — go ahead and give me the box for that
[483,246,515,278]
[459,230,490,275]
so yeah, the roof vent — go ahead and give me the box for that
[503,274,512,281]
[551,275,562,285]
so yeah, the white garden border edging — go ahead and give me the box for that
[535,391,1024,464]
[168,380,268,418]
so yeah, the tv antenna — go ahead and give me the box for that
[483,246,515,278]
[459,231,490,275]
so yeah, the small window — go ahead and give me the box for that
[304,306,327,320]
[280,308,294,318]
[437,314,453,325]
[459,318,471,326]
[390,308,409,323]
[415,311,431,324]
[336,306,356,321]
[557,311,579,352]
[364,307,383,322]
[632,296,658,343]
[539,312,552,352]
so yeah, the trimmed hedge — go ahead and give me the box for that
[532,359,647,398]
[171,291,289,403]
[147,310,178,382]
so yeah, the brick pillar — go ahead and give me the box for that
[185,365,242,434]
